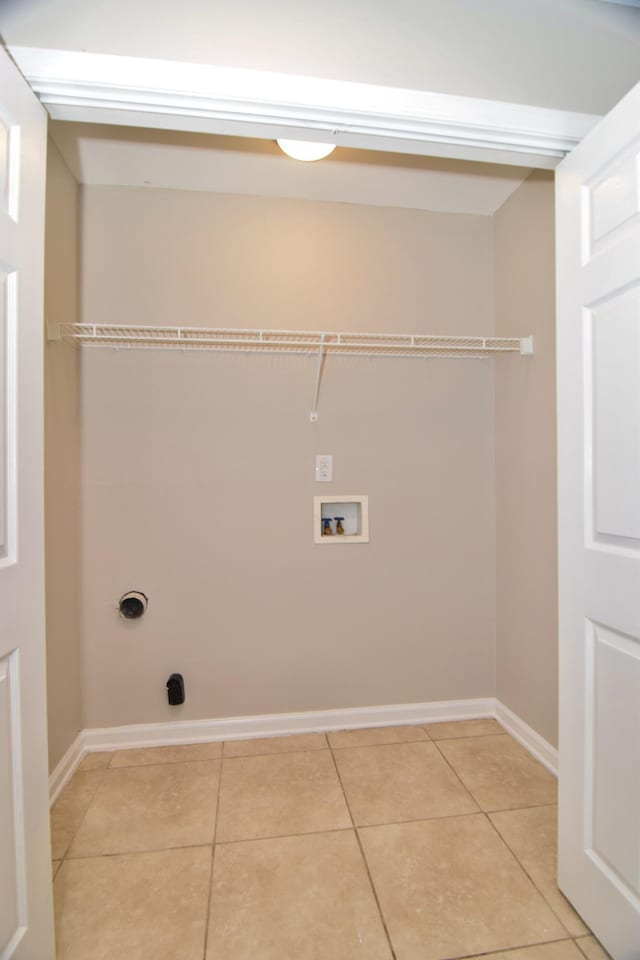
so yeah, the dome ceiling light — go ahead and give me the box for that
[276,139,336,162]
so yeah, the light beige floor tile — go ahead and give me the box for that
[68,760,220,857]
[52,860,62,880]
[50,770,106,859]
[76,751,113,772]
[110,741,222,767]
[575,936,612,960]
[207,831,392,959]
[468,943,584,960]
[425,718,504,740]
[54,846,211,960]
[333,741,478,826]
[437,734,557,811]
[216,750,351,842]
[223,733,327,757]
[328,725,429,749]
[360,815,567,960]
[490,805,589,936]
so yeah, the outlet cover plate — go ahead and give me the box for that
[315,454,333,482]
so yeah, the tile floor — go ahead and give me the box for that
[51,719,612,960]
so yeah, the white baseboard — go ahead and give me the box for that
[49,695,557,804]
[495,699,558,777]
[49,697,491,801]
[48,732,86,806]
[82,697,495,752]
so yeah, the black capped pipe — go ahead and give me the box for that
[118,591,148,620]
[167,673,185,705]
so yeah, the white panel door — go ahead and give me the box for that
[556,79,640,959]
[0,49,55,960]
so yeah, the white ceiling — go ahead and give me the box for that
[49,122,532,216]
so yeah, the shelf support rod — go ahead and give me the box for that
[310,335,326,422]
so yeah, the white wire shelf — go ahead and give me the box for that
[50,324,534,360]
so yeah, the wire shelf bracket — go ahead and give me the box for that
[49,323,535,419]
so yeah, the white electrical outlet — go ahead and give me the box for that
[315,454,333,482]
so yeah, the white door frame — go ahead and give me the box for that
[9,46,599,170]
[0,46,55,960]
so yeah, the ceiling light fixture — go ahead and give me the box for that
[276,138,336,162]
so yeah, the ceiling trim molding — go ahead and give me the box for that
[10,46,600,169]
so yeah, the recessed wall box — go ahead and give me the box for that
[313,495,369,543]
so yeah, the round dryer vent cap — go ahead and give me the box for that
[118,591,148,620]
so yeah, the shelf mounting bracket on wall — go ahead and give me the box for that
[310,334,326,422]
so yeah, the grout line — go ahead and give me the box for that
[222,741,329,759]
[107,756,223,771]
[485,800,562,813]
[215,825,355,847]
[443,936,576,959]
[574,937,604,960]
[54,772,109,861]
[101,746,331,771]
[52,762,221,861]
[329,734,431,749]
[62,841,214,861]
[216,811,487,847]
[54,807,560,859]
[202,752,226,959]
[484,812,589,939]
[425,732,505,742]
[327,742,398,960]
[355,810,485,833]
[430,735,556,816]
[222,746,329,761]
[87,726,508,767]
[431,738,484,811]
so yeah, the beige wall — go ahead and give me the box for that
[44,173,560,747]
[78,187,497,728]
[80,187,495,335]
[493,170,558,746]
[44,139,82,769]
